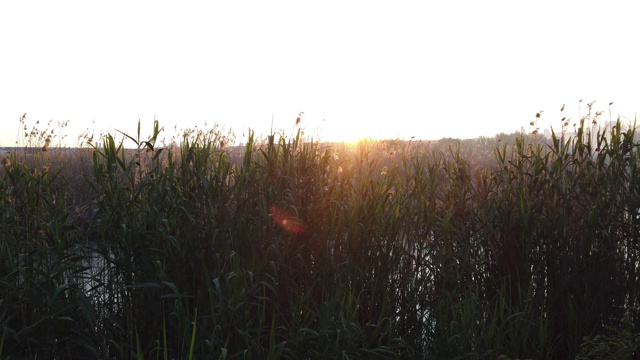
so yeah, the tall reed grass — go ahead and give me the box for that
[1,113,639,359]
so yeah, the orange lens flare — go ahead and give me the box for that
[270,205,307,234]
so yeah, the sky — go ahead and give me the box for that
[1,1,639,147]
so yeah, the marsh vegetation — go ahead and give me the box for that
[1,111,640,359]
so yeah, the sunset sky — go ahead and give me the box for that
[1,1,638,147]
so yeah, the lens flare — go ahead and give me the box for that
[270,205,307,234]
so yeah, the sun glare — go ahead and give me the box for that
[314,121,382,145]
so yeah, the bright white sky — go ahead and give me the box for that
[1,1,638,147]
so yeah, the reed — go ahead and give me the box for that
[1,109,639,358]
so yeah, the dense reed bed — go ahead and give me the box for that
[1,114,640,359]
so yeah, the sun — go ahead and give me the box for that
[287,110,387,145]
[330,134,372,145]
[314,122,379,145]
